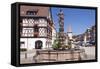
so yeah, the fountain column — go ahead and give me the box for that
[57,9,65,49]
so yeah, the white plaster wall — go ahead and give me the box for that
[20,38,47,50]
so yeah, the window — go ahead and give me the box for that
[21,28,34,37]
[26,9,38,15]
[20,42,25,48]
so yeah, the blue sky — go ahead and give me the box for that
[51,7,95,35]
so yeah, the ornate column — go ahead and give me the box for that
[57,9,65,48]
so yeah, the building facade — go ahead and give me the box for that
[73,25,95,43]
[85,25,95,42]
[20,6,56,50]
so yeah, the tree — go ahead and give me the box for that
[52,39,61,50]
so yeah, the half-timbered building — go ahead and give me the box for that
[20,5,56,50]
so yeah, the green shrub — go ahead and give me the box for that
[52,40,61,50]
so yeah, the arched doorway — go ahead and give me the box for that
[35,40,42,49]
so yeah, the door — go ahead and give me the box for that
[35,40,42,49]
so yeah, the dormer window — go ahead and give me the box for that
[26,9,38,15]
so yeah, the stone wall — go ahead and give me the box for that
[35,49,82,62]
